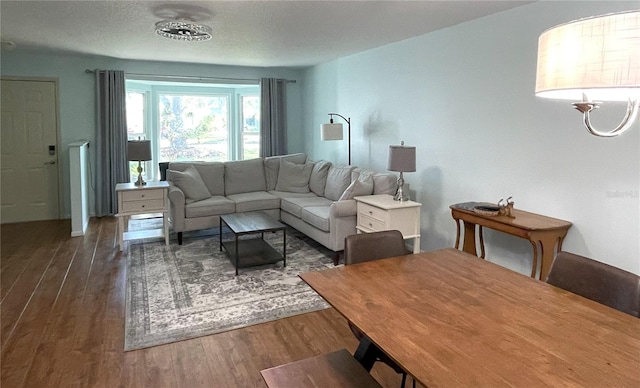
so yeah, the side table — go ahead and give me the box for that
[115,181,170,251]
[450,202,572,280]
[355,194,422,254]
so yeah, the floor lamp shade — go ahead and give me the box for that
[321,123,344,140]
[128,139,152,186]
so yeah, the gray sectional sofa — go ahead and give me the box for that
[166,153,397,263]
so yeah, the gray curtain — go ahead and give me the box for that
[95,70,129,216]
[260,78,287,157]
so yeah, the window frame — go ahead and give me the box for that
[125,79,259,181]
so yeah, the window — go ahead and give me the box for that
[240,95,260,160]
[125,80,260,181]
[158,93,229,162]
[126,91,149,181]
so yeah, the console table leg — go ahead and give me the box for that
[462,221,478,257]
[478,226,486,259]
[529,241,539,278]
[454,219,461,249]
[538,234,560,281]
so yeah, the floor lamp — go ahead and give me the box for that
[388,141,416,201]
[321,113,351,165]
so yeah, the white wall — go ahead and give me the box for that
[1,50,304,219]
[302,1,640,274]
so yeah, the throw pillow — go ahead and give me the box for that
[324,165,355,201]
[373,173,398,195]
[309,160,332,196]
[339,175,374,201]
[264,153,307,191]
[168,166,211,202]
[275,160,314,193]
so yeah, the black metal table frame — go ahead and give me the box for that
[219,214,286,275]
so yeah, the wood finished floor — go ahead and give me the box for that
[1,217,403,387]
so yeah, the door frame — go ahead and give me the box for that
[1,76,63,220]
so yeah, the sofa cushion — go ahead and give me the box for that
[373,173,398,195]
[309,160,332,197]
[280,196,333,218]
[169,162,225,196]
[185,195,235,218]
[324,165,355,201]
[339,177,374,201]
[225,158,266,195]
[226,191,280,213]
[275,160,313,193]
[301,206,331,232]
[168,166,211,202]
[264,153,307,191]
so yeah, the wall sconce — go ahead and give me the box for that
[388,141,416,202]
[127,138,152,186]
[321,113,351,165]
[535,10,639,137]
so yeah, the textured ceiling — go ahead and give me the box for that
[0,1,533,68]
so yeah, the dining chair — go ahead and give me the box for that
[546,251,640,318]
[344,230,415,388]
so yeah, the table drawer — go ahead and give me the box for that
[121,189,165,202]
[358,213,386,232]
[358,203,387,221]
[120,199,165,213]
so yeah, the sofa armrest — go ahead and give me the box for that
[168,184,186,231]
[330,199,357,218]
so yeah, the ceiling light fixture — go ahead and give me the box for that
[535,10,640,137]
[155,18,212,42]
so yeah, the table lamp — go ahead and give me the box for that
[128,138,152,186]
[388,141,416,201]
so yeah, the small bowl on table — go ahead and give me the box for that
[473,204,501,216]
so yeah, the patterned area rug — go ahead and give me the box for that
[125,219,335,351]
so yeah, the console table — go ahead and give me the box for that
[355,194,421,253]
[450,202,572,280]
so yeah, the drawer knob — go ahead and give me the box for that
[368,211,373,214]
[142,205,145,208]
[368,223,372,227]
[141,194,145,198]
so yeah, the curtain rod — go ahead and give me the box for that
[84,69,296,83]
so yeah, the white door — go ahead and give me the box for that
[1,79,60,223]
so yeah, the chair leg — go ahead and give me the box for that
[177,232,183,245]
[401,372,407,388]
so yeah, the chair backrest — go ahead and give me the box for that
[546,251,640,318]
[344,230,409,266]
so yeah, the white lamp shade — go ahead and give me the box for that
[388,144,416,172]
[535,10,640,101]
[127,140,152,161]
[321,123,344,140]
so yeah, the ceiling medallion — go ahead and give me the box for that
[155,19,212,42]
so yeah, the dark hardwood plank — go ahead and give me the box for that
[1,217,402,387]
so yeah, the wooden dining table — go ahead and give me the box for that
[300,248,640,387]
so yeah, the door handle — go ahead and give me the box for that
[44,160,56,165]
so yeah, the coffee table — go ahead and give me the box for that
[220,211,286,275]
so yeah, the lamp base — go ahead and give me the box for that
[394,187,410,202]
[134,163,147,186]
[393,173,409,202]
[134,174,147,186]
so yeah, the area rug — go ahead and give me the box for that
[124,219,335,351]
